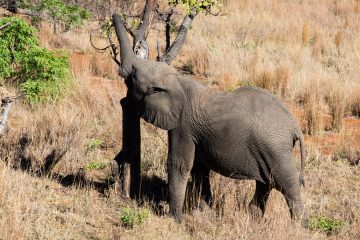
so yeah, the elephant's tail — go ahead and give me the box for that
[298,133,306,187]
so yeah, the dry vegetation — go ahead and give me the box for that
[1,0,360,239]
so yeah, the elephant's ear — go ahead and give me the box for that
[141,76,185,130]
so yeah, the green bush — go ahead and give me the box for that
[86,161,106,170]
[18,48,70,103]
[120,206,149,228]
[309,216,345,235]
[0,17,71,103]
[0,17,39,79]
[21,0,91,33]
[86,138,103,151]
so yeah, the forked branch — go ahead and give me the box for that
[157,10,198,64]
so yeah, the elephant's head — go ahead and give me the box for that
[113,14,186,130]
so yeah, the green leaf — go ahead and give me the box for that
[309,216,345,235]
[168,0,222,14]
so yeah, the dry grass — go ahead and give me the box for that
[326,87,346,132]
[252,65,290,98]
[0,141,359,239]
[303,81,322,135]
[1,0,360,239]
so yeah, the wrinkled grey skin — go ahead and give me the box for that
[113,14,306,224]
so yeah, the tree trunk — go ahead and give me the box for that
[114,96,141,198]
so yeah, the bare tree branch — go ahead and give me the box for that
[89,33,112,53]
[122,0,157,60]
[89,32,121,66]
[107,31,121,66]
[120,0,157,43]
[159,10,198,64]
[155,6,175,51]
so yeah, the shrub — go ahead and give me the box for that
[254,65,290,98]
[333,143,360,166]
[86,161,106,170]
[0,17,71,103]
[85,138,103,151]
[309,216,345,235]
[326,88,345,132]
[120,206,149,228]
[18,48,70,103]
[0,17,39,80]
[347,88,360,117]
[304,87,322,135]
[20,0,91,33]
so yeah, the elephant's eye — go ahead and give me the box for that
[145,87,165,96]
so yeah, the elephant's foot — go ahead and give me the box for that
[110,159,131,198]
[169,208,183,223]
[301,215,309,228]
[290,204,308,228]
[110,160,121,195]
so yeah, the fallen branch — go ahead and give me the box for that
[0,98,13,136]
[0,94,23,136]
[0,20,12,30]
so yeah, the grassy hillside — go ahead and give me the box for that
[0,0,360,239]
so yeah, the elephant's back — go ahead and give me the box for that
[231,86,298,130]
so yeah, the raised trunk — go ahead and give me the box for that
[112,14,135,77]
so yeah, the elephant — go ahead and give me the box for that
[112,14,306,224]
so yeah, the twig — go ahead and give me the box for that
[0,20,12,31]
[90,33,112,53]
[107,30,121,66]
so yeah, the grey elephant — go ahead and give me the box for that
[112,14,306,223]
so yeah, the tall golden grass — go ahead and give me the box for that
[0,0,360,239]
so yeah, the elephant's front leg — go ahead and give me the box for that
[167,129,195,223]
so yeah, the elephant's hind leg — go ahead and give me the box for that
[272,157,306,224]
[190,161,212,209]
[248,181,271,219]
[280,184,305,223]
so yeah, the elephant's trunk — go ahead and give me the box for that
[112,14,135,78]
